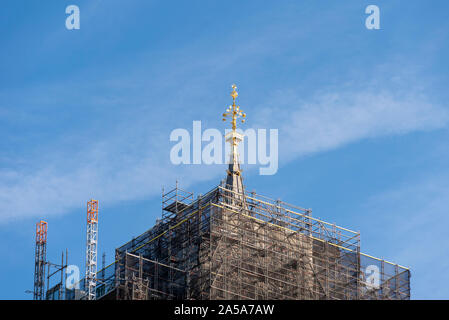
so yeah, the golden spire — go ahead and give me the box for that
[222,84,246,131]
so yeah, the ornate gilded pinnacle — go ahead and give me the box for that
[222,84,246,131]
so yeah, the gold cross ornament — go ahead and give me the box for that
[222,84,246,131]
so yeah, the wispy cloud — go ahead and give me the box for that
[255,88,449,163]
[1,80,447,224]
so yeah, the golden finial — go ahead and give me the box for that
[222,84,246,131]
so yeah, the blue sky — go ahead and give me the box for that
[1,0,448,299]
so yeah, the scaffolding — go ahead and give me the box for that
[72,183,409,300]
[85,199,99,300]
[55,85,411,300]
